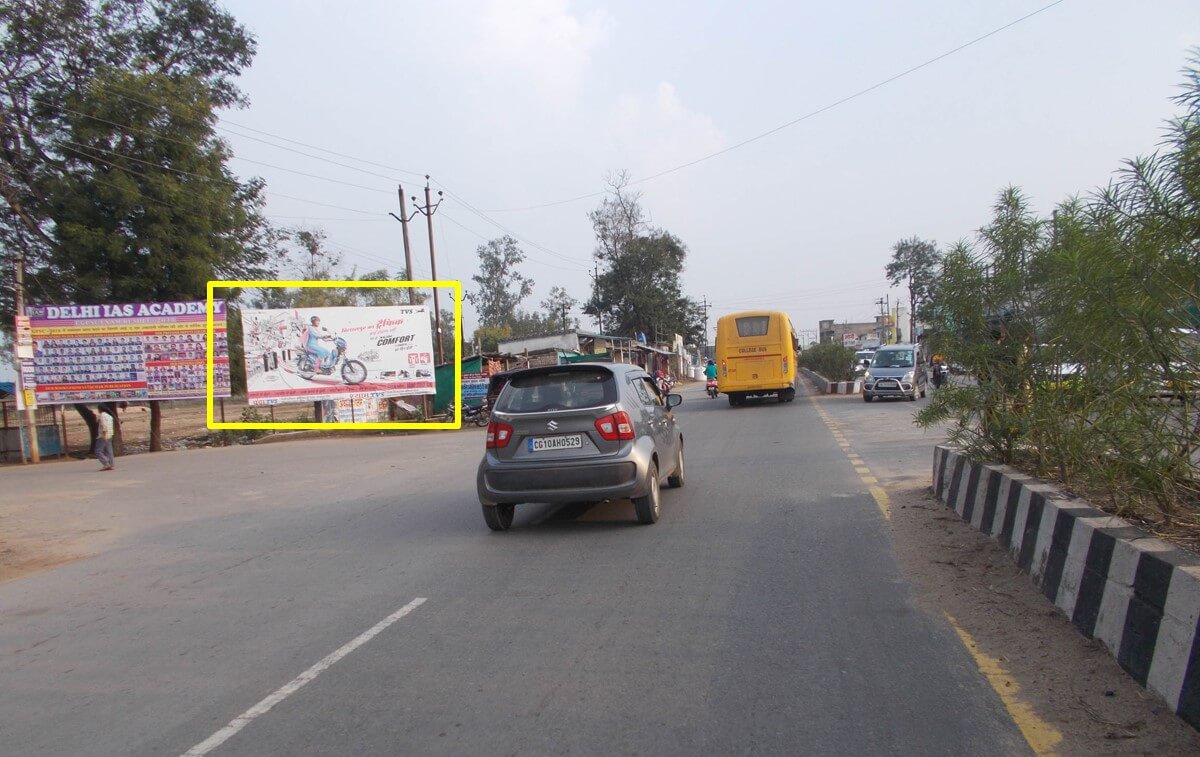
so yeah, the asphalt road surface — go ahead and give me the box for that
[0,381,1160,755]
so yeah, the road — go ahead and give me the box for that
[2,381,1198,755]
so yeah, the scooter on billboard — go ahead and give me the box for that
[297,335,368,385]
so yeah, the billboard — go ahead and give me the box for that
[241,305,435,406]
[25,301,230,405]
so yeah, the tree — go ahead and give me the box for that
[541,286,578,333]
[473,324,512,353]
[885,237,942,345]
[292,228,340,280]
[1,0,261,313]
[466,235,534,328]
[0,1,279,453]
[588,173,699,342]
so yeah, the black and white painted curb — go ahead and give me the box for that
[799,369,861,394]
[932,445,1200,730]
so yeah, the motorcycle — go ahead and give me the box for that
[297,335,368,385]
[706,378,719,398]
[932,362,949,388]
[443,401,491,426]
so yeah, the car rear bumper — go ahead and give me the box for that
[476,442,655,505]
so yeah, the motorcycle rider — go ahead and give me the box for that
[931,352,948,387]
[704,359,718,381]
[303,316,335,370]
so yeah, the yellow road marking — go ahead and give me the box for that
[945,613,1063,755]
[867,485,890,518]
[811,398,889,519]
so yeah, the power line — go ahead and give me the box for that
[480,0,1066,211]
[37,94,416,192]
[46,85,585,267]
[439,212,587,273]
[56,146,402,277]
[218,118,426,178]
[432,180,591,268]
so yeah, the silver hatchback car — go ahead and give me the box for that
[476,363,684,530]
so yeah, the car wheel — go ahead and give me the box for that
[667,444,684,488]
[862,392,872,403]
[482,503,515,531]
[633,463,661,524]
[728,394,738,407]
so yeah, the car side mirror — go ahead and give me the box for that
[666,393,683,408]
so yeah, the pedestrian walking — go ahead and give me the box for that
[95,406,115,471]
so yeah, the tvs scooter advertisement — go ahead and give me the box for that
[241,305,435,406]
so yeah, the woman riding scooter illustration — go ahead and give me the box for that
[296,315,368,385]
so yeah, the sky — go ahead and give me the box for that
[209,0,1199,346]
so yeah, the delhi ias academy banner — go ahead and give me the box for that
[25,301,231,405]
[241,305,435,406]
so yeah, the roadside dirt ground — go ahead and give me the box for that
[888,479,1200,754]
[47,398,318,456]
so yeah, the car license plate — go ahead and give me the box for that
[528,434,583,452]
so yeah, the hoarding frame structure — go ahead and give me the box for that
[206,280,463,430]
[25,300,231,405]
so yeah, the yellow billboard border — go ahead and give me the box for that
[206,280,463,430]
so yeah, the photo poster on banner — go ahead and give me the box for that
[241,305,435,406]
[25,301,231,405]
[320,397,391,423]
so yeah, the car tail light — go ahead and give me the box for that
[782,357,788,374]
[594,411,635,441]
[721,360,728,378]
[486,421,513,448]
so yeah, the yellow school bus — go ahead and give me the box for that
[715,310,799,405]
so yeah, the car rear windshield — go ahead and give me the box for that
[873,350,914,368]
[735,316,771,337]
[496,369,617,412]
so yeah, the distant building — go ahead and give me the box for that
[819,313,903,346]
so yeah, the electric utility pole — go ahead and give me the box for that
[12,251,39,463]
[590,263,604,333]
[697,296,712,358]
[411,176,445,365]
[388,183,416,305]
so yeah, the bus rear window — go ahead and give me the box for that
[735,316,770,337]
